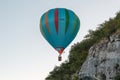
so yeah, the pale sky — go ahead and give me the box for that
[0,0,120,80]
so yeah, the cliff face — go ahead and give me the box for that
[79,33,120,80]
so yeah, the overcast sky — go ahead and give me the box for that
[0,0,120,80]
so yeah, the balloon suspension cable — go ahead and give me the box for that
[58,54,62,61]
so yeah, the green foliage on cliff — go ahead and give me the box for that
[46,11,120,80]
[115,73,120,80]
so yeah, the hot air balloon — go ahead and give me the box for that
[40,8,80,61]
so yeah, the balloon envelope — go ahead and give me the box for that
[40,8,80,55]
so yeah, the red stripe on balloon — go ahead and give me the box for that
[54,8,58,34]
[45,12,50,33]
[58,48,64,55]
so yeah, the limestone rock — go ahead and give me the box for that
[79,33,120,80]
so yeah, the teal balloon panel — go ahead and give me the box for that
[40,8,80,54]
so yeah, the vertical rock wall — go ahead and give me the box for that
[79,33,120,80]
